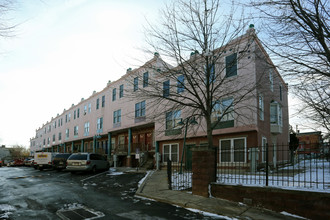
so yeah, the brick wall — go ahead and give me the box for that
[211,184,330,219]
[192,146,216,197]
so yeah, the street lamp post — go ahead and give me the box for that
[178,116,198,173]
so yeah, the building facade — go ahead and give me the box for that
[30,26,289,168]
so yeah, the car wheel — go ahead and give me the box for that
[92,166,97,174]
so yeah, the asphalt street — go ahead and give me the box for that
[0,166,225,220]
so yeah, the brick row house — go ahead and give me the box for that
[30,26,289,168]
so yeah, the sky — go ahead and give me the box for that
[0,0,314,148]
[0,0,165,147]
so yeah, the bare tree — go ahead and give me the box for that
[126,0,261,148]
[251,0,330,131]
[0,0,15,38]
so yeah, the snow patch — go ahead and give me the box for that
[138,170,154,187]
[280,211,307,219]
[0,204,15,219]
[185,207,237,220]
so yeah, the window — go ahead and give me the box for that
[270,102,282,126]
[97,117,103,133]
[166,110,181,130]
[163,143,179,162]
[52,134,55,142]
[112,88,116,101]
[88,103,91,113]
[66,129,69,139]
[134,77,138,91]
[177,75,184,93]
[113,109,121,124]
[279,85,282,101]
[102,95,105,107]
[74,126,78,136]
[77,108,80,118]
[219,137,246,163]
[68,113,71,122]
[84,122,90,136]
[119,84,124,98]
[58,119,61,127]
[47,137,50,145]
[225,53,237,77]
[84,105,87,114]
[96,98,99,109]
[259,94,264,121]
[143,72,149,87]
[211,98,234,122]
[65,114,67,123]
[135,101,146,118]
[54,121,56,128]
[163,80,170,97]
[58,132,62,141]
[269,69,274,91]
[74,110,76,120]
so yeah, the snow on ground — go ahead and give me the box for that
[216,158,330,192]
[280,211,307,219]
[185,207,238,220]
[138,170,154,188]
[170,158,329,192]
[171,171,192,190]
[0,204,16,219]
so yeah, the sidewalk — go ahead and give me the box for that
[135,170,302,220]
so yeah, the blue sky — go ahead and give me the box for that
[0,0,165,147]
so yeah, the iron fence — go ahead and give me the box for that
[216,143,330,190]
[167,157,192,191]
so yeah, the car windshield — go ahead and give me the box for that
[69,154,87,160]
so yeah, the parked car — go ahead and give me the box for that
[24,158,34,167]
[7,159,24,167]
[34,152,57,170]
[52,153,71,171]
[66,153,109,174]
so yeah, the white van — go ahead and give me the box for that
[34,152,57,170]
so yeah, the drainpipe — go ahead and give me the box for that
[71,141,74,153]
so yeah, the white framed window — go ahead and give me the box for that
[74,126,78,136]
[258,94,264,121]
[97,117,103,133]
[88,103,91,113]
[84,122,90,136]
[113,109,121,124]
[163,143,179,163]
[165,110,181,130]
[270,102,282,126]
[212,98,234,122]
[219,137,246,163]
[66,129,69,139]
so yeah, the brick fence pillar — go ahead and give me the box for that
[192,146,216,197]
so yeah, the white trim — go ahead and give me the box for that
[219,137,247,163]
[163,143,179,163]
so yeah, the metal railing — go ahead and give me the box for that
[167,157,192,191]
[216,143,330,190]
